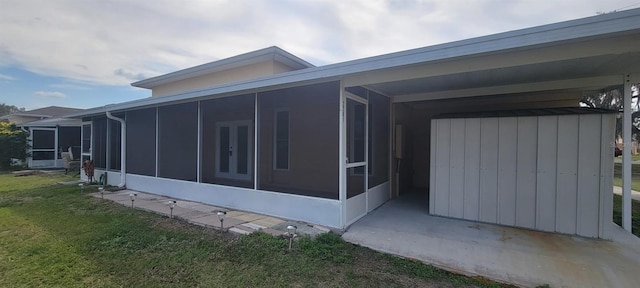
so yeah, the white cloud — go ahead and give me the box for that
[0,0,634,86]
[49,83,92,90]
[0,73,16,81]
[34,91,66,98]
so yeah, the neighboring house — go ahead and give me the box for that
[0,106,82,124]
[2,106,84,169]
[68,10,640,236]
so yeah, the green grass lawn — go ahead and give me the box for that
[0,173,513,288]
[612,162,640,191]
[613,194,640,236]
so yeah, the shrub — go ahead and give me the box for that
[0,121,28,170]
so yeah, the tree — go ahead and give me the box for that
[580,88,623,111]
[0,103,26,117]
[0,121,28,170]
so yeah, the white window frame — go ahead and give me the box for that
[273,109,290,171]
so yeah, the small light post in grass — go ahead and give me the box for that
[98,186,104,199]
[78,183,84,193]
[217,211,226,232]
[287,225,297,251]
[129,193,137,208]
[167,200,176,218]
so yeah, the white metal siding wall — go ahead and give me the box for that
[429,113,614,238]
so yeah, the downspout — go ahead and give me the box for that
[106,111,126,188]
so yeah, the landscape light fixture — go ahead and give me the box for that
[217,211,227,232]
[98,186,104,199]
[129,193,137,208]
[167,201,176,218]
[78,183,84,192]
[287,225,297,251]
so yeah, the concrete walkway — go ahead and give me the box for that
[343,193,640,288]
[92,189,329,237]
[613,186,640,201]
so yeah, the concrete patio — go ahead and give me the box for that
[342,193,640,288]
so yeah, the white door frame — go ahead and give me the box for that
[215,120,253,181]
[80,122,92,181]
[344,91,369,225]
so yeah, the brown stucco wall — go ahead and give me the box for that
[258,81,340,199]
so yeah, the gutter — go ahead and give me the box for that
[105,111,126,188]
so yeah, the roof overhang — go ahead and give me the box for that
[131,46,315,89]
[17,117,82,127]
[69,8,640,118]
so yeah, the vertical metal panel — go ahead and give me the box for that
[449,119,466,218]
[599,114,615,239]
[498,117,518,226]
[576,114,601,237]
[479,118,499,223]
[434,119,451,216]
[536,116,558,232]
[463,119,481,221]
[555,115,579,235]
[516,117,537,229]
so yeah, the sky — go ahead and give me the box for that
[1,0,639,111]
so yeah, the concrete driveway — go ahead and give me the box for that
[342,193,640,288]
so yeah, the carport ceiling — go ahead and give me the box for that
[366,52,640,97]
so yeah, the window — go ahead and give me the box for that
[274,110,289,170]
[31,128,56,161]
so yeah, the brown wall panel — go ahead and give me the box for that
[258,81,339,199]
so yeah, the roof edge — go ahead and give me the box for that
[69,8,640,118]
[131,46,315,89]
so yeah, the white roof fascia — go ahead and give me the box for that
[69,8,640,118]
[2,113,52,118]
[132,46,315,89]
[17,118,82,127]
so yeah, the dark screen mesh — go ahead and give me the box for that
[200,94,254,188]
[126,108,157,176]
[32,130,55,149]
[258,81,339,199]
[58,127,81,160]
[368,91,390,188]
[158,102,198,181]
[108,118,122,170]
[92,117,107,168]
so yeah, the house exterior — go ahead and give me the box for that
[69,10,640,235]
[1,106,83,169]
[1,106,81,124]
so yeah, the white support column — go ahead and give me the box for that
[622,74,633,232]
[54,127,59,167]
[254,92,259,190]
[339,81,346,228]
[364,90,369,213]
[155,107,159,177]
[197,101,201,183]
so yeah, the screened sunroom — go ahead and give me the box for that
[81,80,390,228]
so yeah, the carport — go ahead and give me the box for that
[342,9,640,235]
[342,193,640,287]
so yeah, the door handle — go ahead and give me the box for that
[229,146,233,157]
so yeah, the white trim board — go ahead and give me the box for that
[125,173,342,228]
